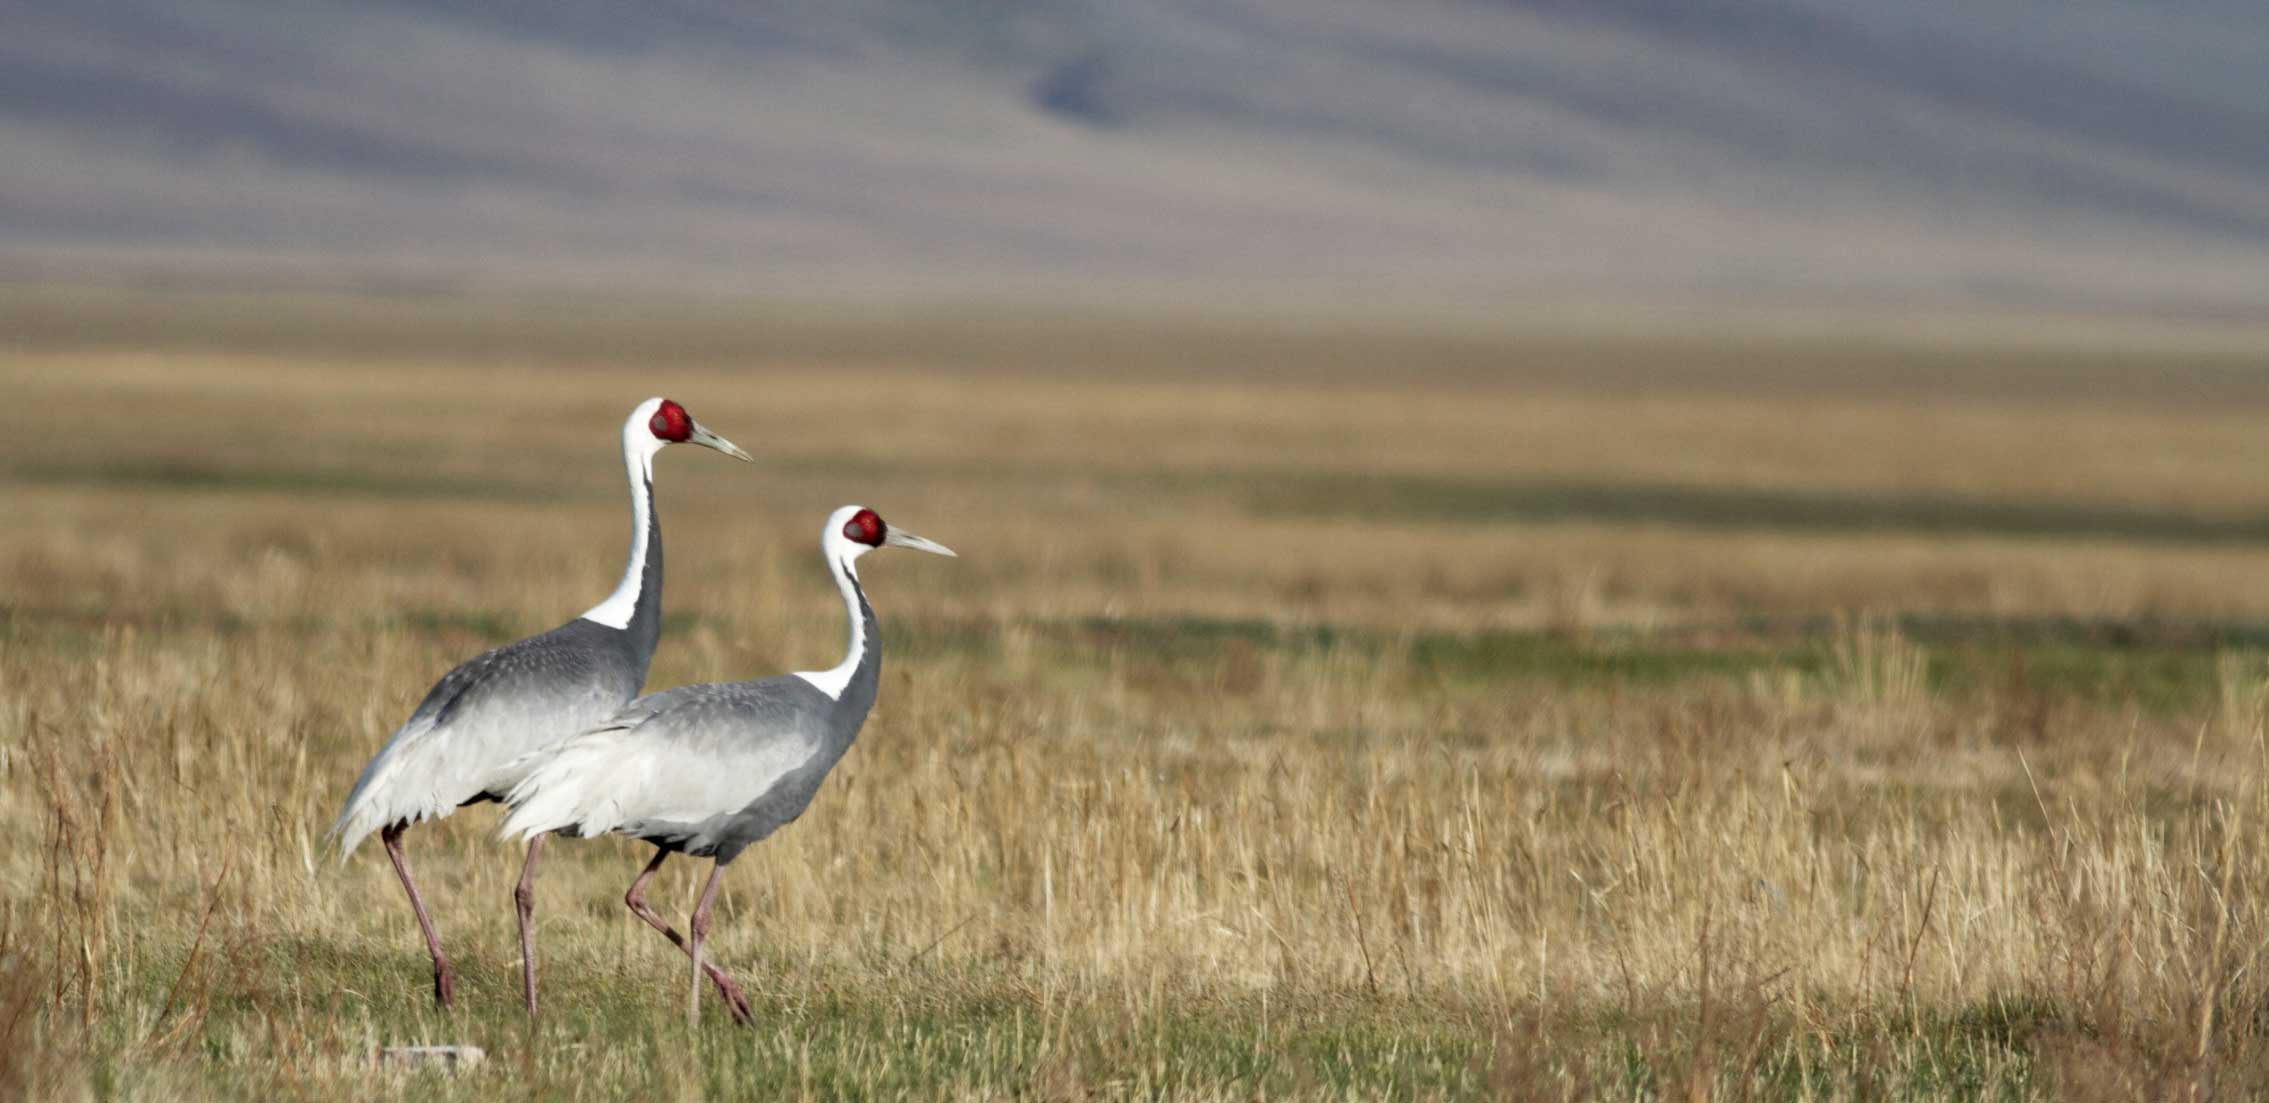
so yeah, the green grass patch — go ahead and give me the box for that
[9,601,2265,715]
[61,943,2086,1103]
[6,459,568,502]
[1244,470,2269,546]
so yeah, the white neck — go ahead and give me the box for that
[579,408,665,630]
[793,535,867,700]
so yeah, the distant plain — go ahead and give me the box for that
[8,290,2269,1099]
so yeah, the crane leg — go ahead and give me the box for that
[624,850,753,1024]
[685,862,727,1028]
[515,834,545,1018]
[380,824,455,1010]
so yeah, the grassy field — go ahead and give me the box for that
[9,290,2269,1100]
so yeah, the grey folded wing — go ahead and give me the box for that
[334,621,639,851]
[509,676,844,861]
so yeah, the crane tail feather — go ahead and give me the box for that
[499,739,629,842]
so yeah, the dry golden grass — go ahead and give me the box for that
[8,290,2269,1099]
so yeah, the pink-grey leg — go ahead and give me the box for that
[515,834,545,1017]
[623,850,753,1024]
[380,823,455,1010]
[685,861,728,1027]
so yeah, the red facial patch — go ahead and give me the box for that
[647,399,693,443]
[842,508,886,547]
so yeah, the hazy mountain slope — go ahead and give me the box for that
[3,0,2264,310]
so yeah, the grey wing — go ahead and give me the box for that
[332,623,637,855]
[501,677,839,858]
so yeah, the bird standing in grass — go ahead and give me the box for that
[330,397,750,1014]
[500,505,954,1025]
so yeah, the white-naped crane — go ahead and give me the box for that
[500,505,954,1026]
[330,397,750,1015]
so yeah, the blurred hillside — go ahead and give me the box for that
[4,0,2266,312]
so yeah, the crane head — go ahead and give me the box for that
[639,397,752,462]
[828,505,956,564]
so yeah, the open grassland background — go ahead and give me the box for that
[8,290,2269,1099]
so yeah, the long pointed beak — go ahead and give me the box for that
[884,528,957,557]
[686,421,753,462]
